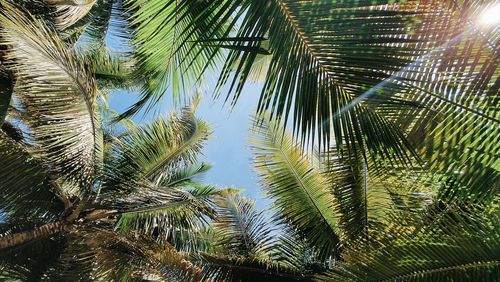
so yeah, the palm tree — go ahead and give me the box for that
[72,0,497,205]
[0,0,498,281]
[107,0,496,164]
[198,117,497,281]
[0,3,220,280]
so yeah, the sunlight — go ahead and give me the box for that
[477,4,500,27]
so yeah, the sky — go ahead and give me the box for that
[107,85,270,210]
[103,26,272,210]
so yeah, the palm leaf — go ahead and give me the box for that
[120,0,242,117]
[80,46,137,90]
[0,69,12,125]
[250,117,340,260]
[318,204,500,281]
[211,191,272,257]
[46,0,97,30]
[114,185,220,250]
[0,132,66,220]
[104,103,211,193]
[0,3,103,192]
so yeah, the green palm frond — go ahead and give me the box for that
[119,0,241,117]
[381,1,500,204]
[157,162,212,187]
[200,192,309,281]
[323,149,436,244]
[104,103,211,193]
[250,117,340,260]
[0,3,103,192]
[212,191,272,257]
[318,204,500,282]
[79,0,130,46]
[0,132,66,220]
[80,46,137,90]
[114,185,220,247]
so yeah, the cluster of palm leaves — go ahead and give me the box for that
[0,0,498,281]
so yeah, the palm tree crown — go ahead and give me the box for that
[0,0,498,281]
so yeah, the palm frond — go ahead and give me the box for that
[46,0,97,30]
[74,228,209,281]
[0,70,12,125]
[104,103,211,193]
[0,234,67,281]
[318,204,500,282]
[383,0,500,204]
[0,3,103,192]
[120,0,242,117]
[114,185,220,249]
[250,117,340,260]
[157,162,212,187]
[80,0,131,46]
[200,253,306,282]
[0,132,66,220]
[80,46,137,90]
[212,191,272,257]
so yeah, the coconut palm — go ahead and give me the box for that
[69,0,497,206]
[0,3,221,280]
[99,0,497,167]
[0,0,498,281]
[202,117,497,281]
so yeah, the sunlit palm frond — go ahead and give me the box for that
[211,191,272,257]
[0,3,103,192]
[80,46,137,90]
[157,162,212,188]
[119,0,240,117]
[45,0,97,30]
[383,1,500,205]
[250,117,340,260]
[104,103,211,193]
[199,192,308,281]
[114,185,219,248]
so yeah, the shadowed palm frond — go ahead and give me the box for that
[0,69,12,125]
[45,228,209,281]
[0,132,66,219]
[318,203,500,282]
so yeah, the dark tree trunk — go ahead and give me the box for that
[0,220,71,250]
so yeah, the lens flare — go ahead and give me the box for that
[477,4,500,27]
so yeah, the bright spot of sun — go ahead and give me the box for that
[477,4,500,27]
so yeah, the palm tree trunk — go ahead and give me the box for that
[0,220,71,250]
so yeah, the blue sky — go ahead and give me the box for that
[104,27,271,210]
